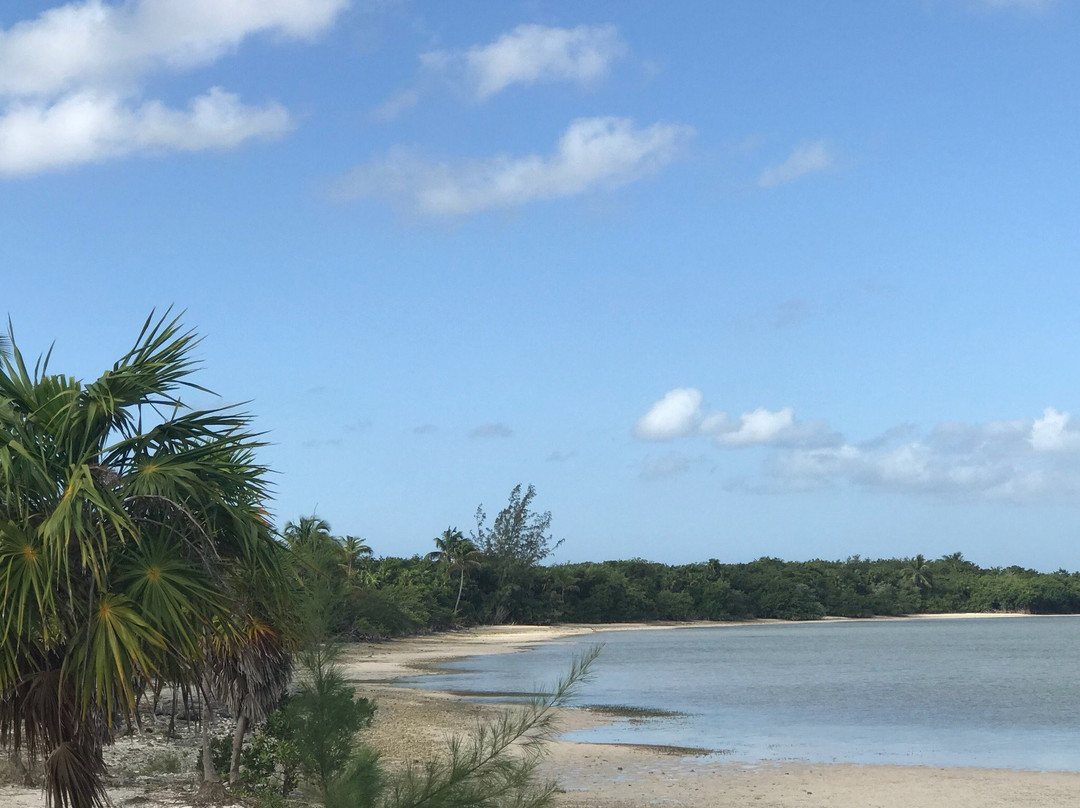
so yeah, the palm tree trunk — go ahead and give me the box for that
[454,566,465,615]
[198,725,229,803]
[228,714,248,785]
[201,727,219,785]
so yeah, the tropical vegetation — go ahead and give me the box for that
[0,313,290,808]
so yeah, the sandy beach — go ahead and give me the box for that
[346,619,1080,808]
[5,617,1079,807]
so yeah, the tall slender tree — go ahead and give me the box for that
[0,312,286,808]
[426,528,480,617]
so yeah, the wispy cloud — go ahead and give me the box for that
[371,88,420,123]
[422,24,627,102]
[469,422,513,439]
[640,451,704,481]
[336,116,693,217]
[412,423,438,435]
[546,450,576,462]
[757,140,834,189]
[0,0,346,174]
[634,390,1080,501]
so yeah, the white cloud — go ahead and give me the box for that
[422,24,627,101]
[0,0,348,96]
[757,140,834,188]
[337,116,693,217]
[635,389,834,449]
[0,0,345,174]
[0,88,289,174]
[635,388,703,440]
[715,407,795,447]
[634,391,1080,501]
[1030,407,1080,452]
[772,411,1080,500]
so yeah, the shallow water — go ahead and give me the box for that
[401,617,1080,770]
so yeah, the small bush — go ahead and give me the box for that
[143,751,183,775]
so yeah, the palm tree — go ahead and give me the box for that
[282,514,350,640]
[902,554,934,595]
[426,527,481,617]
[0,312,286,808]
[338,535,373,585]
[205,614,292,787]
[283,515,334,553]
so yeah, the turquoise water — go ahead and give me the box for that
[402,617,1080,771]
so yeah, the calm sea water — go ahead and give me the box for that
[402,617,1080,771]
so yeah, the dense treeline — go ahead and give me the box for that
[337,552,1080,633]
[306,487,1080,637]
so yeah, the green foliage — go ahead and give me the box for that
[470,485,563,622]
[210,735,233,778]
[235,650,375,801]
[350,588,428,638]
[0,312,285,808]
[302,537,1080,637]
[142,751,183,775]
[240,699,303,797]
[427,528,482,617]
[474,484,562,567]
[289,645,376,800]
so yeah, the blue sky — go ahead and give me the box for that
[4,0,1080,570]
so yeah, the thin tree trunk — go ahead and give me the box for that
[168,687,178,737]
[196,692,229,803]
[201,728,218,784]
[454,566,465,615]
[152,676,164,715]
[228,714,248,785]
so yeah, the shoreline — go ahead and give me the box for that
[6,614,1078,808]
[342,615,1080,808]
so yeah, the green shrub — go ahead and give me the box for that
[143,751,184,775]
